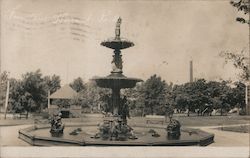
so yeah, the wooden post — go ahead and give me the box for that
[48,90,50,109]
[245,84,248,109]
[4,80,10,119]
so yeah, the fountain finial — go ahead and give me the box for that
[115,17,122,39]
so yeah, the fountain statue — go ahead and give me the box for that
[166,118,181,139]
[115,17,122,39]
[49,112,64,136]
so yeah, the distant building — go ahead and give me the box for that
[48,84,80,118]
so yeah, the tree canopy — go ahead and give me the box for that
[230,0,250,24]
[1,69,245,116]
[70,77,85,92]
[220,50,249,82]
[8,69,61,113]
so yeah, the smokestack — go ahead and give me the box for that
[190,60,193,82]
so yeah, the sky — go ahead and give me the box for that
[1,0,249,85]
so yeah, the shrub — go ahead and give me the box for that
[239,109,246,115]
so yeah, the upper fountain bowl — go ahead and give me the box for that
[101,37,134,50]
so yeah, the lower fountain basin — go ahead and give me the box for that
[19,124,214,146]
[92,73,142,89]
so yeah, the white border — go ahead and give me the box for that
[0,147,249,158]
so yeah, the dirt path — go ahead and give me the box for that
[190,124,250,146]
[0,125,31,146]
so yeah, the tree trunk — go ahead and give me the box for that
[151,106,154,115]
[221,106,223,116]
[141,108,144,117]
[26,111,29,119]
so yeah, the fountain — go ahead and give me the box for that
[18,18,214,146]
[91,17,142,141]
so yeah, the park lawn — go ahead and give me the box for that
[216,125,250,133]
[0,118,34,126]
[173,115,250,127]
[1,113,250,127]
[129,115,250,127]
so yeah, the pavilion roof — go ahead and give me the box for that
[49,84,77,99]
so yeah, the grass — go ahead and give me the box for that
[217,125,250,133]
[129,115,250,127]
[172,115,250,127]
[1,113,250,127]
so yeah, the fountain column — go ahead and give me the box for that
[112,87,120,115]
[110,49,123,115]
[111,50,123,73]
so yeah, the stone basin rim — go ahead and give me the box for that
[18,124,214,146]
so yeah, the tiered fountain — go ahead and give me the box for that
[18,18,214,146]
[94,17,142,115]
[91,17,142,141]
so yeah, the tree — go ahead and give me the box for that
[187,79,209,115]
[229,0,250,115]
[230,0,250,24]
[21,70,48,112]
[122,83,146,116]
[171,79,239,116]
[8,70,62,113]
[71,81,111,112]
[70,77,85,92]
[0,71,9,111]
[218,81,232,115]
[44,74,61,109]
[8,79,34,115]
[220,50,249,82]
[44,74,61,94]
[172,79,209,116]
[142,74,167,115]
[232,81,246,108]
[172,84,185,112]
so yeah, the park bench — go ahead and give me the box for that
[12,113,19,119]
[145,115,165,125]
[19,113,28,119]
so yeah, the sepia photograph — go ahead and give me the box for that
[0,0,249,157]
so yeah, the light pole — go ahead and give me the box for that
[245,15,250,114]
[247,23,250,115]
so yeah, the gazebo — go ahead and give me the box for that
[48,84,79,118]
